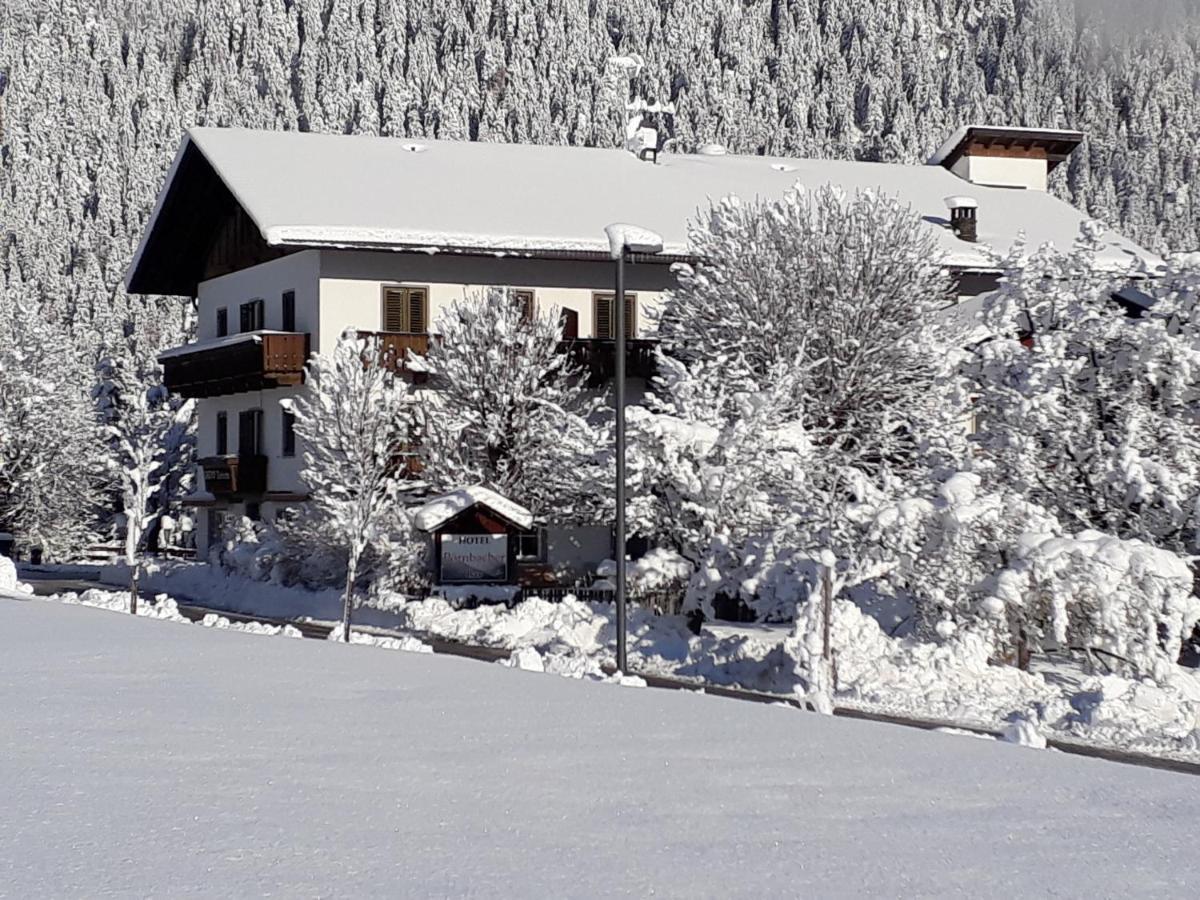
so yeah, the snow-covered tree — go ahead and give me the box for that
[417,288,611,521]
[644,186,971,625]
[658,184,964,476]
[970,226,1200,557]
[0,295,105,558]
[102,358,193,613]
[291,332,421,639]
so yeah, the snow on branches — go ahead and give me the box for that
[642,185,971,620]
[416,288,612,522]
[971,224,1200,555]
[0,294,106,558]
[290,332,424,638]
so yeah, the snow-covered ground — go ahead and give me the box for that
[2,597,1194,898]
[30,560,1200,761]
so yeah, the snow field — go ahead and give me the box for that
[52,562,1200,761]
[2,598,1196,898]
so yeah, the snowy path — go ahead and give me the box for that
[1,600,1194,898]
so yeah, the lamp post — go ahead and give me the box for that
[603,224,664,674]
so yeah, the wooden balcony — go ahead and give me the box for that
[559,339,659,386]
[200,454,268,498]
[352,332,658,387]
[160,331,309,398]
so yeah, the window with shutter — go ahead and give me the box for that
[382,286,429,334]
[592,293,637,339]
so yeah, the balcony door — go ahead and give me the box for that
[238,409,263,457]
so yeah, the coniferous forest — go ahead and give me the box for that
[2,0,1199,339]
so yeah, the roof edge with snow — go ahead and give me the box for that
[413,486,535,533]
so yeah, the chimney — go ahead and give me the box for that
[944,196,978,242]
[929,126,1083,191]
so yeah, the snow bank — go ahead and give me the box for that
[0,556,32,595]
[325,624,433,653]
[786,598,1055,727]
[199,613,304,638]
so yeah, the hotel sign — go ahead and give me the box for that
[441,534,508,583]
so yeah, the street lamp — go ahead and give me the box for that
[603,223,664,674]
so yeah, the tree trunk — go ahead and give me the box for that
[821,564,833,664]
[341,560,356,642]
[129,561,139,616]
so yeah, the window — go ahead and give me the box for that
[238,409,263,457]
[560,308,579,340]
[511,289,535,323]
[281,290,296,332]
[216,307,228,338]
[516,530,543,561]
[215,411,228,456]
[382,286,428,333]
[281,409,296,458]
[240,299,265,333]
[592,293,637,339]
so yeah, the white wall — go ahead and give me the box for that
[195,386,304,493]
[196,251,321,340]
[951,155,1048,191]
[317,250,673,345]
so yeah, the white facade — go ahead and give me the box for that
[197,251,320,341]
[192,248,670,556]
[950,155,1049,191]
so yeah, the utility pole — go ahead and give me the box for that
[604,223,663,675]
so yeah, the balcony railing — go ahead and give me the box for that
[160,331,310,398]
[559,338,659,385]
[353,332,658,386]
[200,454,268,497]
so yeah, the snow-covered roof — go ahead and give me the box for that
[413,486,534,533]
[157,329,292,360]
[127,127,1158,294]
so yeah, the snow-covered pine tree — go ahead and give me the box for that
[416,288,612,521]
[0,293,106,558]
[291,332,421,639]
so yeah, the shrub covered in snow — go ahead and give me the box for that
[990,530,1200,680]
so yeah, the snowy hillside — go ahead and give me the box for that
[2,598,1193,897]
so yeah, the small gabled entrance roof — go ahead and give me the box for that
[413,486,534,534]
